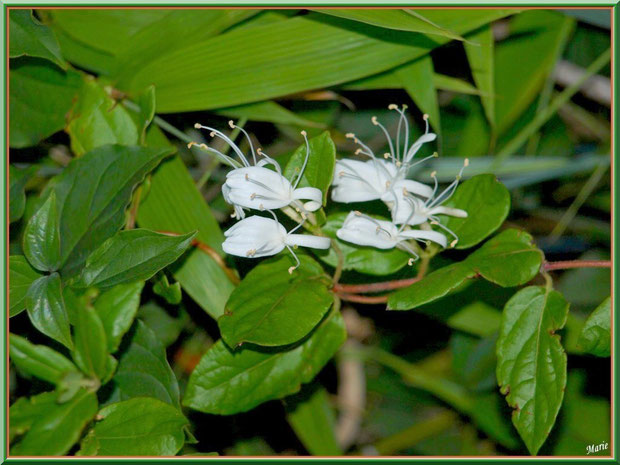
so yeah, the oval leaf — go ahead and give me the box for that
[72,303,109,380]
[218,255,333,348]
[23,191,61,272]
[10,333,78,385]
[9,255,42,317]
[496,286,569,455]
[577,297,610,357]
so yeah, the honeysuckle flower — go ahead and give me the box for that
[222,213,330,273]
[331,106,437,206]
[192,122,322,219]
[336,211,448,262]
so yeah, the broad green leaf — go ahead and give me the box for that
[9,255,42,317]
[218,255,333,347]
[10,333,78,385]
[314,9,465,41]
[137,142,234,320]
[397,56,441,132]
[76,229,195,289]
[67,78,139,156]
[53,25,115,75]
[46,144,173,277]
[138,302,187,347]
[216,101,325,128]
[9,10,65,68]
[9,58,82,148]
[496,286,569,455]
[451,333,497,392]
[25,273,72,349]
[433,73,481,95]
[464,25,495,125]
[136,85,156,142]
[577,297,610,357]
[443,174,511,249]
[184,309,346,415]
[152,273,182,305]
[104,320,180,408]
[9,392,57,443]
[470,392,521,450]
[389,229,542,310]
[285,385,342,456]
[447,301,501,337]
[72,303,109,380]
[344,69,479,94]
[94,281,144,352]
[11,389,97,456]
[283,131,336,205]
[120,11,515,112]
[9,165,34,223]
[23,191,61,272]
[317,212,409,276]
[79,397,188,456]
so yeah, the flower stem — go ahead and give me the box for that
[331,239,345,285]
[543,259,611,271]
[334,277,420,294]
[337,293,388,304]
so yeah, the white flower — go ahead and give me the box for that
[192,122,322,218]
[331,106,437,206]
[336,211,448,262]
[222,213,330,273]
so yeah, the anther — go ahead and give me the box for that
[244,173,249,181]
[354,211,362,216]
[288,266,296,274]
[250,193,256,200]
[301,130,307,136]
[431,171,437,178]
[210,131,216,137]
[194,123,201,129]
[450,239,458,248]
[259,203,264,210]
[371,116,378,125]
[423,114,429,121]
[464,158,470,167]
[257,148,263,155]
[388,104,398,110]
[402,104,408,110]
[408,258,415,266]
[346,133,355,139]
[355,148,362,155]
[383,153,390,159]
[396,161,402,167]
[187,142,196,149]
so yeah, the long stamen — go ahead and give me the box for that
[371,116,396,164]
[194,123,250,167]
[430,217,459,248]
[396,240,419,262]
[244,175,281,197]
[256,148,282,175]
[187,142,241,168]
[353,211,393,239]
[398,190,420,233]
[288,216,307,235]
[389,104,409,161]
[407,152,439,170]
[294,131,310,190]
[229,120,257,165]
[428,159,469,208]
[285,245,301,274]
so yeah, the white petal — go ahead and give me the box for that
[292,186,323,205]
[285,234,331,250]
[225,166,292,210]
[394,179,433,199]
[398,229,447,248]
[222,216,286,257]
[403,133,437,163]
[430,206,468,218]
[303,201,322,212]
[336,212,398,249]
[382,188,428,225]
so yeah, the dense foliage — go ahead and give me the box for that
[8,8,611,457]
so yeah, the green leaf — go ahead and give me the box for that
[577,297,610,357]
[285,385,342,456]
[11,389,98,456]
[152,273,182,305]
[94,281,144,352]
[218,255,333,348]
[47,144,173,276]
[9,165,34,224]
[283,131,336,205]
[120,11,514,112]
[72,303,109,380]
[76,229,195,289]
[26,273,72,349]
[216,101,325,128]
[105,321,180,408]
[9,10,65,68]
[443,174,510,249]
[78,397,188,456]
[446,301,501,337]
[317,212,409,276]
[136,85,156,142]
[397,56,441,132]
[313,9,465,41]
[9,392,58,443]
[184,308,346,415]
[464,25,495,125]
[10,333,78,385]
[9,58,82,148]
[52,25,115,75]
[496,286,569,455]
[9,255,42,317]
[389,229,542,310]
[67,78,139,156]
[137,148,234,320]
[23,191,61,272]
[138,302,187,347]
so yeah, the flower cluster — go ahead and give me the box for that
[332,105,468,262]
[191,121,330,273]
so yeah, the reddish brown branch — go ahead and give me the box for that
[543,259,611,271]
[333,277,420,294]
[337,292,389,304]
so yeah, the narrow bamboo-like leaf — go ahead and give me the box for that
[11,389,98,456]
[443,174,511,249]
[219,256,333,348]
[184,309,346,415]
[25,273,72,349]
[23,191,61,272]
[52,25,115,75]
[76,229,195,289]
[105,320,180,408]
[496,286,569,455]
[464,25,495,125]
[285,385,342,456]
[10,333,78,385]
[47,144,173,277]
[9,255,42,317]
[72,303,109,380]
[9,10,65,68]
[216,101,324,128]
[78,398,188,456]
[577,297,611,357]
[397,56,441,132]
[94,281,144,352]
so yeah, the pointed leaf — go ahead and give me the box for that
[9,165,35,223]
[10,333,78,385]
[23,191,61,271]
[496,286,569,455]
[9,392,58,443]
[72,303,109,380]
[464,25,495,125]
[577,297,610,357]
[9,10,65,68]
[397,55,441,132]
[9,255,42,317]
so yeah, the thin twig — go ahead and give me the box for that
[334,277,420,294]
[543,259,611,271]
[337,293,388,304]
